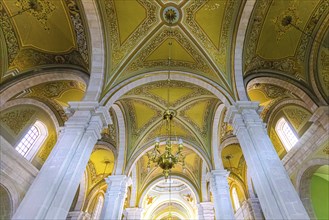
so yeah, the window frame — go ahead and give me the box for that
[15,120,48,161]
[275,117,298,152]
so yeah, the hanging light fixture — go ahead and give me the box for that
[146,6,185,179]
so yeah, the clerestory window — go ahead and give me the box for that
[275,117,298,151]
[15,121,47,161]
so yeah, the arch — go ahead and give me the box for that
[112,104,126,175]
[246,77,318,112]
[0,184,13,219]
[296,159,329,219]
[0,70,87,106]
[101,71,235,109]
[234,0,256,101]
[219,136,240,159]
[0,178,19,217]
[308,13,329,105]
[125,139,212,177]
[138,175,200,208]
[80,0,105,102]
[211,103,226,169]
[266,99,314,127]
[0,98,60,134]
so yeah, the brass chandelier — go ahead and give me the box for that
[146,6,185,179]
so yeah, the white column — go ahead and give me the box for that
[197,202,215,220]
[100,175,131,220]
[226,101,309,219]
[125,207,143,220]
[207,170,235,220]
[13,102,110,220]
[66,211,91,220]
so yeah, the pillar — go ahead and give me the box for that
[100,175,131,220]
[66,211,91,220]
[207,169,235,220]
[225,101,309,219]
[197,202,215,220]
[13,102,110,220]
[125,207,143,220]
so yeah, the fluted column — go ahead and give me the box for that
[226,101,309,219]
[100,175,131,220]
[197,202,215,220]
[125,207,143,220]
[207,169,235,220]
[13,102,110,220]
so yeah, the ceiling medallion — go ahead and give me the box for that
[162,6,180,25]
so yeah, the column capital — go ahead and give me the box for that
[224,101,261,123]
[206,169,230,195]
[104,175,132,197]
[66,101,112,127]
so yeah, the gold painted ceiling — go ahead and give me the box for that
[117,80,220,161]
[0,0,89,83]
[243,0,329,90]
[99,0,243,99]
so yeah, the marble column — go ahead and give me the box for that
[13,102,110,220]
[197,202,215,220]
[207,169,235,220]
[225,101,309,219]
[125,207,143,220]
[100,175,131,220]
[66,211,91,220]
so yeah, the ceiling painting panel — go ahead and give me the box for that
[244,0,328,84]
[101,0,161,86]
[182,0,241,88]
[3,0,75,53]
[0,0,89,82]
[317,29,329,99]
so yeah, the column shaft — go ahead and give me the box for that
[13,103,109,220]
[100,175,131,220]
[208,169,235,220]
[226,101,309,219]
[125,207,143,220]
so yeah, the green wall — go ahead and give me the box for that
[311,165,329,220]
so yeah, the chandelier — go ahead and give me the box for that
[146,6,185,179]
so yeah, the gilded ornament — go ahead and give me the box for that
[0,109,36,135]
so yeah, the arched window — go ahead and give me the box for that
[232,187,240,211]
[15,121,47,161]
[275,117,298,151]
[91,195,104,220]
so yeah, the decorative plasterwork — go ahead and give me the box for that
[0,0,90,82]
[183,0,239,82]
[119,81,218,158]
[102,0,161,83]
[13,80,86,124]
[0,108,36,135]
[243,0,329,83]
[120,27,220,84]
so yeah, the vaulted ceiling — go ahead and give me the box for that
[1,0,328,193]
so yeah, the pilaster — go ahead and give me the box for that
[13,102,110,220]
[100,175,131,220]
[207,169,235,220]
[225,101,310,220]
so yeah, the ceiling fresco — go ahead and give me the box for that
[99,0,243,99]
[243,0,329,85]
[0,0,89,83]
[11,80,86,125]
[118,80,219,160]
[221,144,246,183]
